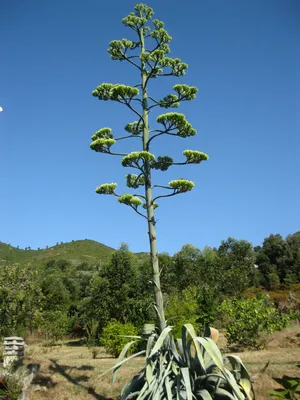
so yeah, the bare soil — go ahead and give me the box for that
[25,324,300,400]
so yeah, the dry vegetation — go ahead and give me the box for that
[24,324,300,400]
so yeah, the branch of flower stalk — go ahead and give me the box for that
[122,99,143,120]
[147,131,179,145]
[102,150,127,157]
[129,204,148,219]
[123,54,142,71]
[114,135,142,142]
[152,185,174,190]
[148,94,192,111]
[153,191,183,202]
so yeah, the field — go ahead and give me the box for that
[24,324,300,400]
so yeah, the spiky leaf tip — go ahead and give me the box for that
[183,150,209,164]
[169,179,195,192]
[90,138,116,152]
[91,128,113,141]
[95,183,117,195]
[118,194,143,207]
[126,174,145,188]
[152,156,173,171]
[121,151,155,167]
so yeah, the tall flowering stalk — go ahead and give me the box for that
[90,3,208,333]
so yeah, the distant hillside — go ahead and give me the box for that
[0,240,116,266]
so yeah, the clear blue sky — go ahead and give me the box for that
[1,0,299,254]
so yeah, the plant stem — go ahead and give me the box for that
[140,27,166,332]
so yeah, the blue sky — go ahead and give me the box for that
[1,0,299,254]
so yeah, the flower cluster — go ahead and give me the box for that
[122,151,155,167]
[183,150,209,164]
[126,174,145,188]
[125,121,144,135]
[90,138,116,152]
[92,83,139,102]
[152,156,173,171]
[156,113,196,137]
[118,194,143,207]
[91,128,113,141]
[95,183,117,195]
[169,179,195,193]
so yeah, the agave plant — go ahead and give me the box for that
[101,324,254,400]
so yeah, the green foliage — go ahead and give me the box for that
[39,311,70,345]
[0,375,23,400]
[165,287,200,337]
[0,263,43,337]
[269,365,300,399]
[218,238,257,297]
[0,240,115,267]
[101,321,138,357]
[219,295,289,349]
[105,324,253,400]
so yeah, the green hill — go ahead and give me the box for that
[0,240,116,266]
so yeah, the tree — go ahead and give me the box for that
[0,263,43,337]
[90,3,208,332]
[218,237,256,297]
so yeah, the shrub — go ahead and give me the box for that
[38,311,70,345]
[101,321,138,357]
[219,295,289,349]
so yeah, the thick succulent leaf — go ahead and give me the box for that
[223,369,248,400]
[113,340,139,383]
[149,326,173,358]
[165,376,173,400]
[214,387,238,399]
[225,355,252,399]
[98,350,145,379]
[182,324,205,371]
[146,333,156,358]
[195,389,214,400]
[194,337,225,372]
[181,367,193,400]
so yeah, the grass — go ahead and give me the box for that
[24,324,300,400]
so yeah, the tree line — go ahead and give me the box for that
[0,232,299,344]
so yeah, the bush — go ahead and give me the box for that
[101,321,138,357]
[219,295,289,349]
[38,311,70,345]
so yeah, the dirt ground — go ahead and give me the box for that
[25,324,300,400]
